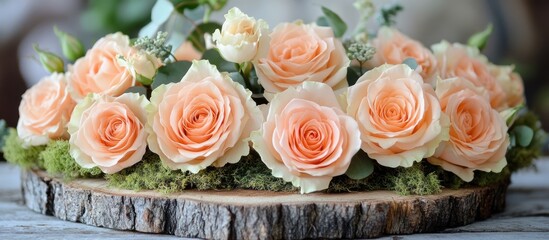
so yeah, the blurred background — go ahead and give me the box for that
[1,0,548,133]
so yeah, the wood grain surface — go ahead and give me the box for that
[19,167,512,239]
[1,160,548,239]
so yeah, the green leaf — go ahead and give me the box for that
[229,72,246,88]
[124,86,148,96]
[188,22,221,52]
[378,4,403,27]
[346,67,360,86]
[316,16,329,27]
[151,61,192,89]
[345,150,374,180]
[513,125,534,147]
[320,6,347,38]
[0,119,8,150]
[201,49,238,72]
[170,0,200,13]
[467,24,493,51]
[403,58,418,70]
[500,104,524,127]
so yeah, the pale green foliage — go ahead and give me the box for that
[41,140,102,179]
[2,129,45,168]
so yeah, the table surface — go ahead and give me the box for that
[1,159,548,240]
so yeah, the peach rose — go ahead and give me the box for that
[174,41,202,62]
[251,82,361,193]
[255,22,350,100]
[68,32,135,101]
[346,64,449,168]
[17,73,76,147]
[490,64,525,108]
[432,41,507,110]
[147,60,263,173]
[68,93,149,174]
[212,7,269,63]
[428,77,509,181]
[366,27,437,83]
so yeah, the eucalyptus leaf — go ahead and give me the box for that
[0,119,7,150]
[346,67,360,86]
[320,6,347,38]
[201,49,238,72]
[140,0,174,32]
[229,72,246,88]
[500,104,524,127]
[513,125,534,147]
[139,0,194,53]
[316,16,329,27]
[151,61,193,89]
[170,0,200,13]
[345,150,374,180]
[124,86,148,96]
[185,4,206,20]
[467,24,493,51]
[403,58,418,70]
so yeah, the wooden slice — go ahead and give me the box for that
[21,169,509,239]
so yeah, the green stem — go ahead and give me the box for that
[358,60,364,76]
[239,62,253,89]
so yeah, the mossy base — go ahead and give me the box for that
[0,117,537,195]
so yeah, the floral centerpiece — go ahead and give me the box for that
[1,0,544,196]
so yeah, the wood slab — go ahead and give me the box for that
[20,169,510,239]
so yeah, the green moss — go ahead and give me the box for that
[106,150,296,193]
[506,111,545,172]
[2,129,45,169]
[391,163,442,195]
[471,167,511,187]
[41,140,102,179]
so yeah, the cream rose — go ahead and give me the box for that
[255,22,350,100]
[432,41,507,110]
[119,49,163,84]
[147,60,263,173]
[428,77,509,181]
[68,32,135,101]
[17,73,76,147]
[366,27,437,82]
[346,64,449,168]
[68,93,149,174]
[212,7,269,63]
[490,64,525,108]
[251,82,361,194]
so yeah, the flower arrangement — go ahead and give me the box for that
[1,0,544,195]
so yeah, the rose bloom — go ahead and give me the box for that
[428,77,509,182]
[147,60,263,173]
[68,93,149,174]
[255,22,350,100]
[490,64,525,108]
[432,41,507,110]
[212,7,269,63]
[120,49,163,83]
[346,64,449,168]
[68,32,135,101]
[17,73,76,147]
[174,41,202,62]
[252,82,361,193]
[366,27,437,83]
